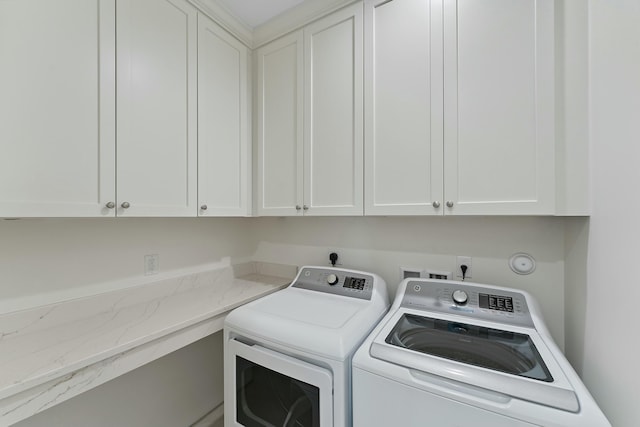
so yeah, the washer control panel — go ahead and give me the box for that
[400,280,534,327]
[291,267,374,300]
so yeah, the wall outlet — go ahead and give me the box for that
[425,269,452,280]
[456,256,472,279]
[145,254,159,275]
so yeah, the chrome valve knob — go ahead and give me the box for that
[452,290,468,305]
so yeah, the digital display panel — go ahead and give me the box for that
[343,276,366,290]
[479,293,514,312]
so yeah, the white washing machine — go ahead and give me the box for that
[224,266,389,427]
[352,278,611,427]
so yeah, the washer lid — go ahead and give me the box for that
[370,309,579,412]
[385,313,553,382]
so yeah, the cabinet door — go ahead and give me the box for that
[443,0,555,215]
[304,3,364,216]
[364,0,443,215]
[0,0,116,217]
[256,31,304,216]
[116,0,197,217]
[197,14,250,217]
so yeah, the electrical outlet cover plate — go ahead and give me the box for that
[145,254,159,275]
[400,267,422,280]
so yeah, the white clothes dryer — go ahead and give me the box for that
[352,278,611,427]
[224,266,389,427]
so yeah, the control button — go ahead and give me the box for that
[327,274,339,285]
[452,290,468,305]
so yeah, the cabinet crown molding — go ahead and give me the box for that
[252,0,358,48]
[189,0,254,47]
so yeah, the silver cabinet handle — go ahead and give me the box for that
[446,201,454,208]
[295,205,302,211]
[303,205,309,210]
[105,201,115,209]
[121,202,130,209]
[200,204,208,210]
[432,201,441,208]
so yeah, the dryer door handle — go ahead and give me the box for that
[409,369,511,405]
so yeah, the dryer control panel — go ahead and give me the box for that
[291,267,374,300]
[400,279,534,328]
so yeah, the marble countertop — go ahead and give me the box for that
[0,262,293,426]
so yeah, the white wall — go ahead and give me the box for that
[0,214,590,426]
[15,332,224,427]
[564,1,640,426]
[0,218,257,313]
[251,216,569,346]
[564,217,589,375]
[8,1,635,422]
[0,218,257,427]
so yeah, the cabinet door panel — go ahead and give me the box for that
[443,0,554,214]
[304,3,363,216]
[256,31,304,216]
[198,14,249,216]
[116,0,197,216]
[0,0,115,217]
[364,0,443,215]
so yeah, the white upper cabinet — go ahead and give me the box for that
[304,3,364,216]
[443,0,555,215]
[256,31,304,216]
[365,0,556,216]
[364,0,443,215]
[1,0,249,218]
[197,13,250,216]
[256,4,364,217]
[116,0,198,217]
[2,0,563,218]
[0,0,116,217]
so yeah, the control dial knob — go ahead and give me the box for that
[452,290,468,305]
[327,274,339,286]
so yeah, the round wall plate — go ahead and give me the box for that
[509,253,536,275]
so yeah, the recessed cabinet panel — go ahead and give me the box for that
[365,0,443,215]
[256,32,304,216]
[198,14,249,216]
[304,4,363,215]
[0,0,115,217]
[443,0,555,214]
[116,0,197,216]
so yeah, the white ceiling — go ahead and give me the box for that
[216,0,306,28]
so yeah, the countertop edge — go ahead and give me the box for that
[0,266,292,426]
